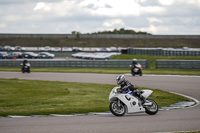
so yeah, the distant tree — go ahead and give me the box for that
[119,28,125,34]
[137,31,148,34]
[71,31,76,34]
[71,28,151,35]
[71,31,81,38]
[113,28,118,34]
[76,32,80,38]
[91,28,151,35]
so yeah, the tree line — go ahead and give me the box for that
[72,28,151,35]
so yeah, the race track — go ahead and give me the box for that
[0,72,200,133]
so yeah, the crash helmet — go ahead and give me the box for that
[116,75,125,85]
[132,58,137,64]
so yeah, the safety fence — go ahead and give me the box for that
[0,60,150,69]
[156,60,200,69]
[128,48,200,56]
[1,60,199,69]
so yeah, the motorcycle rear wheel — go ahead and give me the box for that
[131,71,135,76]
[109,101,126,116]
[144,99,158,115]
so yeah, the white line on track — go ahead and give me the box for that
[170,92,200,108]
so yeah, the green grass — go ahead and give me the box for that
[111,54,200,75]
[0,79,188,116]
[142,69,200,76]
[1,37,200,48]
[0,67,129,74]
[0,54,200,75]
[1,54,200,75]
[1,67,200,76]
[111,54,200,69]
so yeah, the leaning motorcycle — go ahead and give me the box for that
[109,86,158,116]
[20,63,31,73]
[129,63,142,76]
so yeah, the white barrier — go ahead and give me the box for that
[72,52,121,60]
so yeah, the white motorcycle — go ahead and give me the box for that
[129,63,142,76]
[109,86,158,116]
[20,63,31,73]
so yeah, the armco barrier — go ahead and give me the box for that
[156,60,200,69]
[128,48,200,56]
[0,60,150,69]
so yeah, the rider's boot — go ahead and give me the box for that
[140,95,146,104]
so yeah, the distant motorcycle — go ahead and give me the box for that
[21,63,31,73]
[129,63,142,76]
[109,86,158,116]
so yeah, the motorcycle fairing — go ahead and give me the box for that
[110,93,145,114]
[141,90,153,98]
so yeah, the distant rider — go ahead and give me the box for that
[22,58,29,70]
[132,58,138,66]
[22,58,28,66]
[116,75,146,104]
[131,58,138,73]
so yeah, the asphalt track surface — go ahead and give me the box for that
[0,72,200,133]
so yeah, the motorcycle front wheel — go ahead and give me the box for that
[109,101,126,116]
[144,99,158,115]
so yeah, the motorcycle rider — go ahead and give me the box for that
[116,75,146,104]
[132,58,138,66]
[131,58,138,73]
[22,58,28,66]
[22,58,30,71]
[23,58,28,63]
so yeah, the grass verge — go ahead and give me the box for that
[0,78,188,116]
[0,67,200,76]
[111,54,200,69]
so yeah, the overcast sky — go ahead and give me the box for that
[0,0,200,34]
